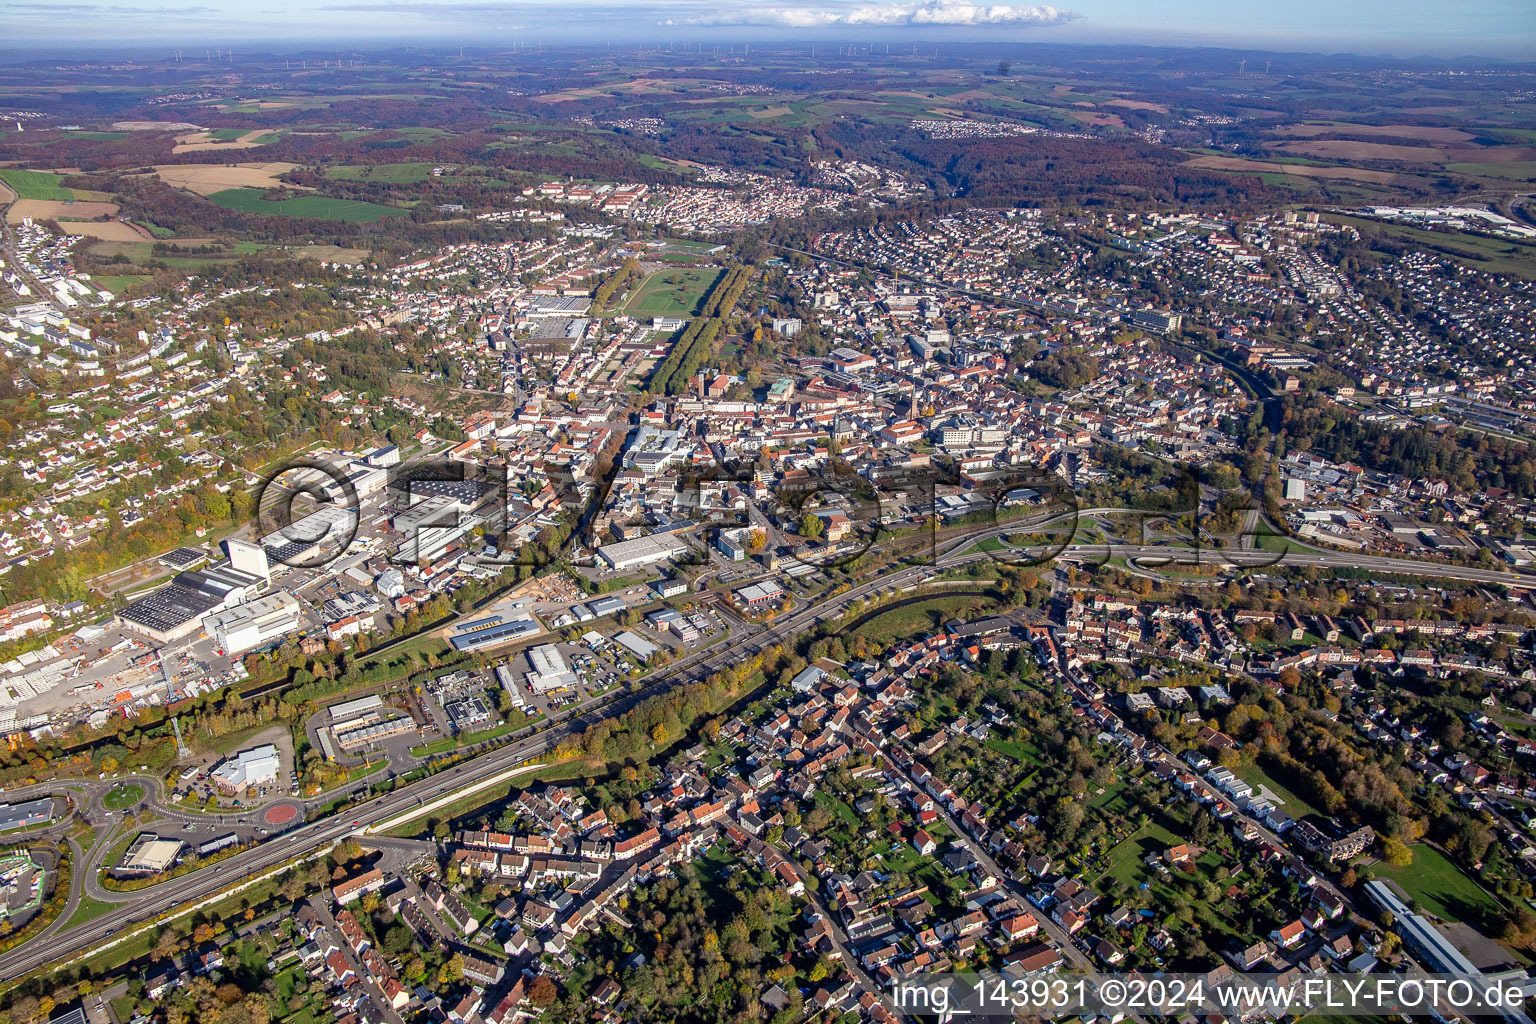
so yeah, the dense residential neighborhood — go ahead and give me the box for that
[1,28,1536,1024]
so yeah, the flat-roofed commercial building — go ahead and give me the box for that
[365,445,400,468]
[210,744,281,793]
[389,493,477,564]
[1364,880,1474,972]
[525,644,578,693]
[1360,878,1527,1024]
[525,295,591,318]
[614,630,659,662]
[330,695,384,723]
[733,580,785,610]
[585,596,627,618]
[261,504,359,566]
[117,834,184,875]
[445,695,492,730]
[597,533,691,571]
[203,592,301,657]
[117,565,268,645]
[622,425,690,475]
[225,538,271,585]
[448,614,540,652]
[159,547,207,573]
[346,463,388,498]
[333,715,414,750]
[1129,308,1182,335]
[495,664,526,708]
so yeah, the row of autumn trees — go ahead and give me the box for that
[645,263,754,395]
[590,258,640,311]
[646,316,721,395]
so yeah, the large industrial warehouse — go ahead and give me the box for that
[116,564,269,644]
[595,533,691,571]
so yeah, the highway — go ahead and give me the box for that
[2,513,1529,982]
[1,501,1039,980]
[0,541,958,981]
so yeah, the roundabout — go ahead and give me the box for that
[100,783,143,812]
[261,802,300,827]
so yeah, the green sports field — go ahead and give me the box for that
[205,188,407,222]
[621,268,723,318]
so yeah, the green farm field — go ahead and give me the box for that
[0,168,74,200]
[205,188,408,222]
[325,162,438,182]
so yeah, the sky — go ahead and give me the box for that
[1,0,1532,58]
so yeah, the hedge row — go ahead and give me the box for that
[648,317,721,396]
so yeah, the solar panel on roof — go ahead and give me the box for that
[262,538,316,564]
[119,582,222,633]
[449,618,539,651]
[389,472,494,506]
[160,547,206,569]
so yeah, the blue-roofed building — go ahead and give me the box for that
[449,617,540,652]
[586,596,627,618]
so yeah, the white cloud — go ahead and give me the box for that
[673,2,1080,28]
